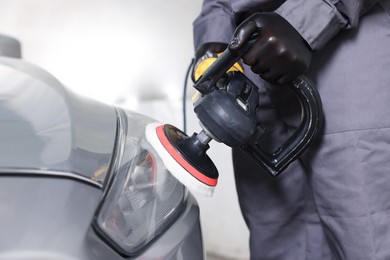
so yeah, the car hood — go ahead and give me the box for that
[0,57,117,183]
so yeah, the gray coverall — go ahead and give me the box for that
[193,1,390,259]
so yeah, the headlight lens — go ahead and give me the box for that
[94,109,186,255]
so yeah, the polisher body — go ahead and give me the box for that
[146,45,323,196]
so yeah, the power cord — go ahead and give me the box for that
[182,58,194,133]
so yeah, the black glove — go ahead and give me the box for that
[229,12,312,85]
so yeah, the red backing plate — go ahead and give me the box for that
[156,125,218,187]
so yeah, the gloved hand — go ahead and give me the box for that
[229,12,312,85]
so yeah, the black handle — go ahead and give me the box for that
[241,75,323,176]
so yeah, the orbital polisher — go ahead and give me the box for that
[146,34,323,197]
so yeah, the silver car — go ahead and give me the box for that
[0,54,204,259]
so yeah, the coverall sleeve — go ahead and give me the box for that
[275,0,378,50]
[193,0,236,51]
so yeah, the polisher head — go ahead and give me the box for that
[145,123,218,197]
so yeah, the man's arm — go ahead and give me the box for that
[192,0,379,84]
[194,0,378,52]
[275,0,378,50]
[227,0,379,84]
[193,0,236,51]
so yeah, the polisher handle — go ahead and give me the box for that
[193,33,259,95]
[241,75,323,176]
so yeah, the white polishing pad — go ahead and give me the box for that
[145,122,216,197]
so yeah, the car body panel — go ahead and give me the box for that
[0,57,204,259]
[0,57,117,183]
[0,176,102,260]
[0,176,203,260]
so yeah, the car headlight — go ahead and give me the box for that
[94,109,186,256]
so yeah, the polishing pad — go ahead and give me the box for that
[145,123,218,197]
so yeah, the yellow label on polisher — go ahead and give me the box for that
[194,53,244,81]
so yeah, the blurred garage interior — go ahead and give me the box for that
[0,1,250,259]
